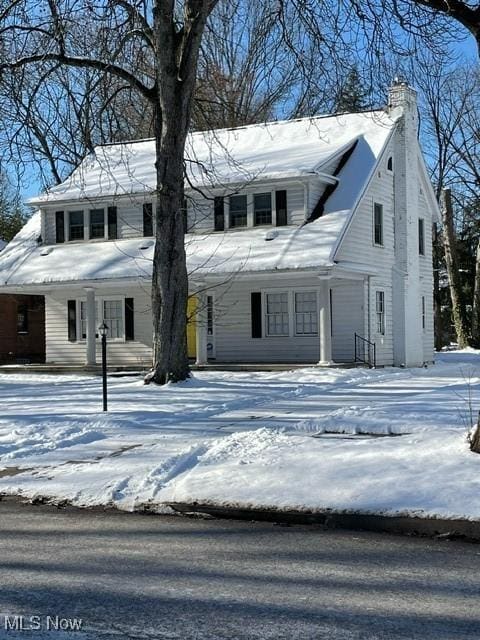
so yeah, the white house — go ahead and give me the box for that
[0,81,438,369]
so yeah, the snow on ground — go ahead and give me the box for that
[1,351,480,520]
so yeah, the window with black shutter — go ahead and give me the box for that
[143,203,153,236]
[214,197,224,231]
[55,211,65,243]
[275,191,287,226]
[108,206,118,239]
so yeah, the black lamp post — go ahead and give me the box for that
[98,322,109,412]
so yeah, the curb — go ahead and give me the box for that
[169,502,480,541]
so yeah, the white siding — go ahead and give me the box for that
[45,285,152,366]
[205,275,362,363]
[419,189,435,362]
[336,144,396,365]
[331,281,364,362]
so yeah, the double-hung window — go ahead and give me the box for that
[229,195,248,228]
[69,211,84,240]
[90,209,105,239]
[294,292,318,335]
[79,299,124,340]
[103,299,124,339]
[266,292,289,336]
[373,203,383,246]
[376,291,385,335]
[254,193,272,226]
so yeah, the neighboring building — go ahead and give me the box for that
[0,82,438,368]
[0,240,45,364]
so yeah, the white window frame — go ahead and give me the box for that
[262,288,319,338]
[225,189,276,230]
[253,192,273,227]
[264,291,290,337]
[77,296,126,342]
[294,290,318,336]
[373,202,384,247]
[67,210,85,242]
[375,290,385,335]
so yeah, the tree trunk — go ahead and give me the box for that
[148,0,211,385]
[469,412,480,453]
[432,222,445,351]
[440,188,470,348]
[471,237,480,347]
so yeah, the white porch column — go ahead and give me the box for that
[195,292,208,366]
[318,279,333,366]
[84,287,97,366]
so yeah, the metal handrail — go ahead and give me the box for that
[354,333,376,368]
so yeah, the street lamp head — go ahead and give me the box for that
[98,322,109,337]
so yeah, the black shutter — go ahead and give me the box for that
[214,197,224,231]
[275,190,287,226]
[108,206,117,239]
[143,203,153,236]
[55,211,65,243]
[125,298,134,341]
[251,292,262,338]
[67,300,77,342]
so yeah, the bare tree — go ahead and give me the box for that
[0,0,219,384]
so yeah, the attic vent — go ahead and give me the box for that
[40,247,54,256]
[264,230,279,241]
[139,239,154,250]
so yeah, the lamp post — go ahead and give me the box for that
[98,322,109,412]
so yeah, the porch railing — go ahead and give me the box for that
[354,333,376,369]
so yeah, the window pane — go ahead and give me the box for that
[266,292,289,335]
[295,292,318,334]
[229,195,247,228]
[103,299,123,339]
[419,219,425,255]
[375,291,385,334]
[90,209,105,239]
[254,193,272,225]
[374,203,383,245]
[69,211,84,240]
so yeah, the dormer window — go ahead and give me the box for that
[229,195,247,228]
[90,209,105,239]
[69,211,84,241]
[254,193,272,226]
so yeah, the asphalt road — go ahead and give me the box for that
[0,500,479,640]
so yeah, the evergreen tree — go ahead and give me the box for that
[0,173,27,242]
[335,68,370,113]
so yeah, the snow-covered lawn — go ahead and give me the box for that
[1,350,480,520]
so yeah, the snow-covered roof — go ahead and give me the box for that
[0,209,351,286]
[30,110,396,204]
